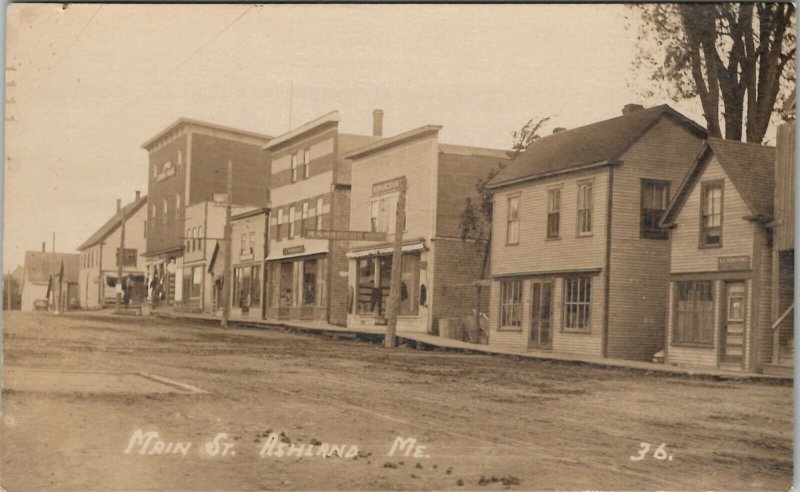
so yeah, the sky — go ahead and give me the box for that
[3,3,713,271]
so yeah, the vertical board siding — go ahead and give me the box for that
[774,121,795,252]
[754,229,774,366]
[607,118,704,360]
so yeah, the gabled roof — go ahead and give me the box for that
[487,105,706,189]
[23,251,79,284]
[662,138,776,225]
[78,194,148,251]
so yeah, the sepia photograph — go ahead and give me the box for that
[1,3,796,490]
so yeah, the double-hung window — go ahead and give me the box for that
[303,149,311,179]
[291,153,298,183]
[674,281,714,344]
[162,199,168,224]
[506,195,520,245]
[289,206,296,239]
[301,202,309,235]
[249,231,255,255]
[547,188,560,239]
[175,193,181,220]
[499,279,523,329]
[641,179,670,239]
[316,198,324,230]
[370,200,382,233]
[577,182,593,236]
[240,233,247,255]
[564,276,591,331]
[701,181,723,247]
[277,209,284,241]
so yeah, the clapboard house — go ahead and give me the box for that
[486,104,706,361]
[342,125,509,334]
[661,138,776,374]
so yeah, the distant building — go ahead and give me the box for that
[263,110,381,326]
[661,138,776,373]
[77,192,148,309]
[485,104,706,361]
[230,207,270,319]
[343,125,509,334]
[21,248,79,312]
[141,118,271,307]
[46,255,80,312]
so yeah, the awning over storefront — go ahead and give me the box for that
[266,243,329,262]
[346,239,427,259]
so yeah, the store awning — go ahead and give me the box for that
[266,242,329,262]
[346,239,427,259]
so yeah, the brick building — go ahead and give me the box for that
[343,125,509,334]
[263,110,381,326]
[486,105,706,361]
[141,118,270,307]
[77,192,148,309]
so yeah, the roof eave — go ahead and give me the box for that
[486,160,614,190]
[343,125,442,161]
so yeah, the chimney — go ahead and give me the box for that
[41,242,46,253]
[135,190,141,200]
[552,127,567,134]
[116,199,121,212]
[372,109,384,137]
[622,103,645,115]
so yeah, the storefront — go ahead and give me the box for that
[265,246,329,322]
[144,248,182,308]
[232,263,262,318]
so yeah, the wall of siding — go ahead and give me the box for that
[774,121,795,252]
[753,227,774,367]
[607,118,704,360]
[669,156,756,272]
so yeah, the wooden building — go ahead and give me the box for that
[141,118,270,308]
[661,138,776,373]
[230,208,270,319]
[343,125,509,334]
[486,104,706,361]
[21,248,78,312]
[46,255,80,312]
[263,110,381,326]
[77,193,148,309]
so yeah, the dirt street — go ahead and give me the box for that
[1,312,793,491]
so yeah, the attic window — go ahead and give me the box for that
[700,180,723,247]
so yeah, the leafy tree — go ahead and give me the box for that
[629,3,795,143]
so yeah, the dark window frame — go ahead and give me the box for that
[699,179,724,249]
[672,280,715,346]
[563,276,592,333]
[640,178,671,240]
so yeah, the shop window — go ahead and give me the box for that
[280,262,293,307]
[547,188,560,239]
[641,179,670,239]
[564,276,591,331]
[191,265,202,298]
[506,195,520,245]
[399,253,421,315]
[701,181,723,247]
[577,182,593,236]
[356,258,376,314]
[499,279,522,329]
[674,280,714,344]
[303,259,317,306]
[250,265,260,306]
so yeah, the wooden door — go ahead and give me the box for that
[530,280,553,349]
[721,281,746,366]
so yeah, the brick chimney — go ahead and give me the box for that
[372,109,384,137]
[622,103,644,115]
[135,190,141,200]
[117,199,121,212]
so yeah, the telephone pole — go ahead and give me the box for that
[221,160,233,328]
[116,200,127,311]
[385,178,407,348]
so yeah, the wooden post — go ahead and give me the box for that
[116,202,126,311]
[385,179,406,348]
[221,160,233,328]
[474,285,481,342]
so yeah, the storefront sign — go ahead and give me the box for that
[283,245,306,256]
[372,176,406,195]
[718,255,750,271]
[304,229,388,242]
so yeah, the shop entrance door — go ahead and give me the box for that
[721,281,746,366]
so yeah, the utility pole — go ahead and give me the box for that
[221,160,233,328]
[116,200,127,311]
[384,178,407,348]
[52,231,58,313]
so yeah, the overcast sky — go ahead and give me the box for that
[4,3,711,271]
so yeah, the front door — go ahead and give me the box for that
[721,281,746,366]
[530,280,553,349]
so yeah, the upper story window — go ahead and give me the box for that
[162,199,168,224]
[370,199,383,233]
[302,202,309,234]
[277,209,284,241]
[316,198,324,230]
[151,204,157,221]
[116,248,137,267]
[547,188,561,239]
[289,205,296,239]
[701,180,723,247]
[506,195,520,245]
[186,228,192,252]
[249,231,255,254]
[175,193,181,220]
[197,226,203,251]
[577,182,593,236]
[303,148,311,179]
[291,153,298,183]
[240,232,248,255]
[641,179,670,239]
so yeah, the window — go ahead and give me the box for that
[701,181,723,247]
[289,206,296,239]
[499,280,523,329]
[186,228,192,252]
[240,232,247,255]
[301,202,309,235]
[547,188,560,239]
[577,182,593,236]
[641,180,670,239]
[303,148,311,179]
[249,231,255,255]
[370,200,382,232]
[197,226,203,252]
[193,227,199,251]
[277,209,284,241]
[116,248,137,267]
[175,193,181,220]
[674,281,714,344]
[191,265,202,298]
[356,258,376,314]
[564,277,591,331]
[316,198,324,230]
[506,196,520,245]
[303,259,317,306]
[162,199,168,224]
[399,252,420,315]
[291,153,298,183]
